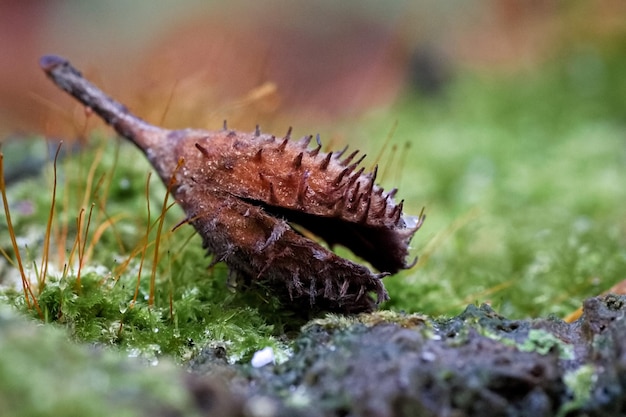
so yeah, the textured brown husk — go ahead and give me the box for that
[40,55,424,313]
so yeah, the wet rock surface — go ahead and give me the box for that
[188,295,626,417]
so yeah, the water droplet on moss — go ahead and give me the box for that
[119,301,129,314]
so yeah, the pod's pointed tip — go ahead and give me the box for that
[39,55,67,72]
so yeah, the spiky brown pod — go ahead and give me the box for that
[40,55,424,313]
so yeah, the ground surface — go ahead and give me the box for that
[1,295,625,416]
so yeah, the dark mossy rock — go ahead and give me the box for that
[3,295,626,416]
[188,295,626,417]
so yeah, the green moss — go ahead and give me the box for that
[0,305,200,417]
[518,329,574,360]
[305,310,428,333]
[558,365,596,417]
[378,44,626,318]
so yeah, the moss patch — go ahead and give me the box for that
[0,305,201,417]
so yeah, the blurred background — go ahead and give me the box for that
[1,0,624,139]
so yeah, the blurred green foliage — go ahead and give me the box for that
[380,44,626,318]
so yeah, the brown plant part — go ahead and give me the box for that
[40,55,424,313]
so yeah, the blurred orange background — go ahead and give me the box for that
[1,0,624,140]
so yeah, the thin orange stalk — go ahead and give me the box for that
[77,104,94,145]
[80,144,104,210]
[114,233,161,281]
[459,279,515,309]
[38,142,63,291]
[132,172,153,304]
[380,143,398,184]
[159,79,178,126]
[148,158,184,307]
[83,212,128,263]
[55,162,71,267]
[72,208,85,288]
[98,141,121,212]
[75,203,95,289]
[92,142,125,253]
[66,208,83,271]
[0,153,43,318]
[0,247,17,268]
[417,208,480,270]
[394,142,411,191]
[370,119,398,171]
[167,251,174,321]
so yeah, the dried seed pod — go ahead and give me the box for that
[40,55,425,313]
